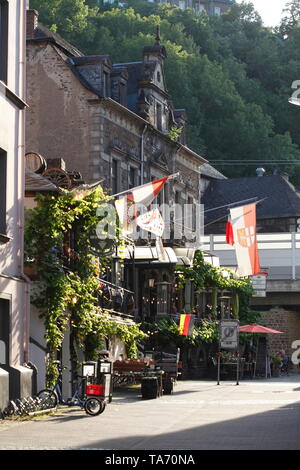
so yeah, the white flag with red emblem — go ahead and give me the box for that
[115,176,170,234]
[229,203,261,276]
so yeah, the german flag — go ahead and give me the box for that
[179,314,194,336]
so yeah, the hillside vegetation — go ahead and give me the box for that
[29,0,300,182]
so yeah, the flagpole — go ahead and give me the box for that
[202,196,268,215]
[110,173,180,199]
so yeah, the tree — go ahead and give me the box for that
[279,0,300,36]
[29,0,300,184]
[29,0,89,33]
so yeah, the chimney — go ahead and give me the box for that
[256,168,266,177]
[26,9,38,38]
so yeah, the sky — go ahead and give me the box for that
[237,0,288,27]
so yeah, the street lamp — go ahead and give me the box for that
[219,295,231,319]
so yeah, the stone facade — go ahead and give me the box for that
[261,307,300,368]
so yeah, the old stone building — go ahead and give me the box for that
[103,0,235,16]
[26,12,206,225]
[26,10,227,341]
[191,0,235,15]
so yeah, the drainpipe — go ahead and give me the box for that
[133,124,147,320]
[18,1,30,364]
[140,124,147,185]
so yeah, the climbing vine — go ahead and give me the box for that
[176,251,253,295]
[143,315,219,349]
[144,251,260,351]
[24,187,147,384]
[175,250,257,323]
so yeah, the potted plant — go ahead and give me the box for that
[271,355,282,377]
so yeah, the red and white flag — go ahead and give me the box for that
[229,203,260,276]
[226,216,234,245]
[115,176,169,234]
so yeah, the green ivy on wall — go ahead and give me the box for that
[143,315,219,349]
[24,187,147,385]
[175,250,257,323]
[143,251,260,351]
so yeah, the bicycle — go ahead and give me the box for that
[1,396,45,419]
[37,362,106,416]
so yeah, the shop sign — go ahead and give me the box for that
[251,273,267,297]
[220,320,239,350]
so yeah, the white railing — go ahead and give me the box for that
[202,233,300,280]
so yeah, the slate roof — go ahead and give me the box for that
[202,175,300,224]
[200,163,226,180]
[113,57,169,114]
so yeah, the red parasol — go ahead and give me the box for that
[239,323,283,334]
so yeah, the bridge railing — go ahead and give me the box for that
[201,233,300,280]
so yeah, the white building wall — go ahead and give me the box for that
[0,1,30,406]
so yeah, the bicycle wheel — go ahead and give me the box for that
[1,400,17,418]
[84,397,106,416]
[37,389,58,409]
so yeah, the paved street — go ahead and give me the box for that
[1,375,300,450]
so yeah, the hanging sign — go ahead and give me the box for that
[251,272,267,297]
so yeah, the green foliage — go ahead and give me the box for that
[278,0,300,36]
[271,354,282,366]
[176,251,253,295]
[24,187,147,383]
[30,0,90,34]
[28,0,300,181]
[168,125,183,142]
[143,315,218,349]
[175,250,259,325]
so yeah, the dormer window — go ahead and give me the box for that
[157,71,161,83]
